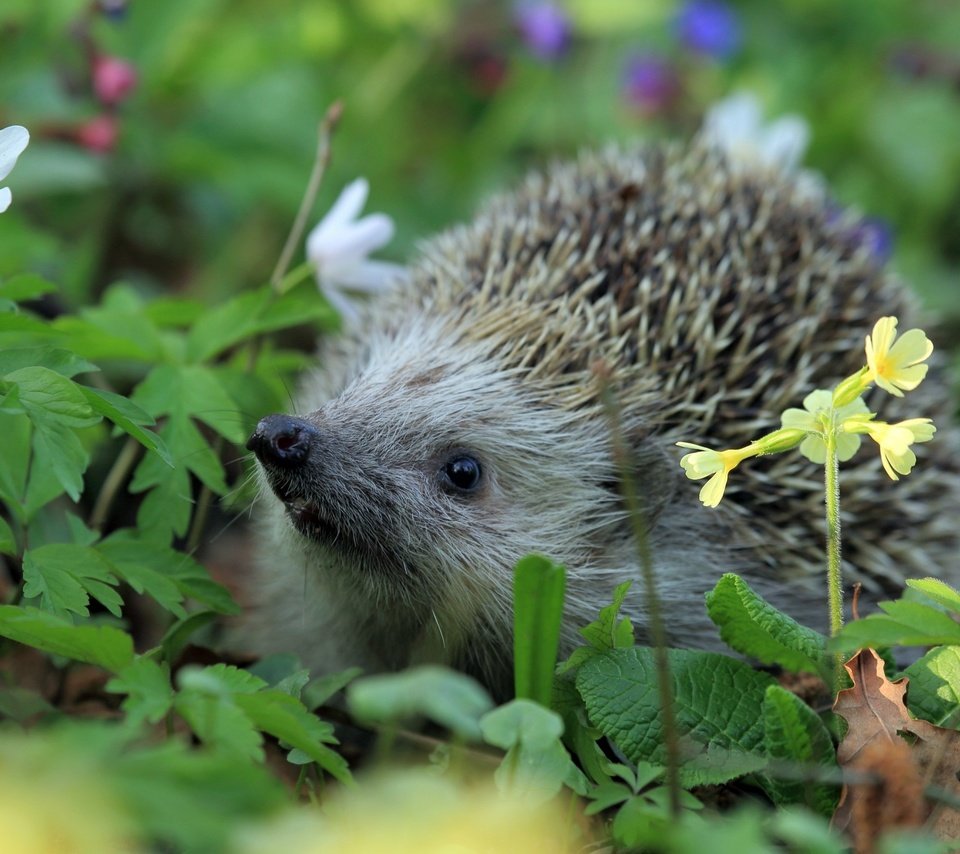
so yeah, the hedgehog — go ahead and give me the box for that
[244,140,960,700]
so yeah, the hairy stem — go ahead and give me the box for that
[824,421,844,688]
[596,365,681,817]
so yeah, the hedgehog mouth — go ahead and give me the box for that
[283,498,343,543]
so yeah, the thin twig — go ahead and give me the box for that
[89,436,142,532]
[269,100,343,291]
[595,361,682,817]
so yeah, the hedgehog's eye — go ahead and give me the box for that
[442,455,483,493]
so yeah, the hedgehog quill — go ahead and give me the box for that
[244,140,960,699]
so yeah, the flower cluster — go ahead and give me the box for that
[678,316,936,506]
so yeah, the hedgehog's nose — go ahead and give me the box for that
[247,415,316,469]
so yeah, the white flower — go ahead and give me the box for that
[703,92,810,174]
[0,125,30,213]
[306,178,408,324]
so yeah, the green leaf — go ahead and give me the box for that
[513,554,566,706]
[0,605,134,672]
[5,366,99,427]
[906,578,960,615]
[107,657,175,726]
[580,580,635,651]
[481,699,588,800]
[761,685,838,817]
[832,600,960,651]
[80,386,173,466]
[576,647,774,787]
[903,646,960,728]
[174,690,265,761]
[304,667,364,709]
[0,516,15,555]
[28,419,89,504]
[158,611,221,663]
[0,412,30,515]
[0,273,58,303]
[706,574,830,681]
[22,544,123,618]
[0,348,98,378]
[347,665,494,741]
[234,690,351,784]
[178,663,268,695]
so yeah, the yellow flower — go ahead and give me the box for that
[865,316,933,397]
[780,389,869,464]
[677,442,754,508]
[842,416,936,480]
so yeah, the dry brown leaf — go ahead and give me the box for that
[832,648,960,850]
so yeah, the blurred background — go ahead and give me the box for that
[1,0,959,332]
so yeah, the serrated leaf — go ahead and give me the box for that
[513,554,566,707]
[95,535,186,618]
[706,573,830,681]
[174,690,264,761]
[761,685,838,817]
[107,657,174,725]
[903,646,960,728]
[347,665,494,741]
[0,605,133,672]
[580,581,635,651]
[0,412,30,515]
[134,463,193,540]
[22,543,122,618]
[907,578,960,615]
[576,647,774,787]
[234,690,351,784]
[29,418,89,503]
[6,366,99,427]
[80,386,172,466]
[178,663,268,696]
[832,600,960,651]
[98,531,237,615]
[0,348,98,378]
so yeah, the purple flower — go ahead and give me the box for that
[851,217,894,263]
[676,0,741,61]
[622,55,679,115]
[515,2,572,61]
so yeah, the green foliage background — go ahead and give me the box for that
[2,0,959,316]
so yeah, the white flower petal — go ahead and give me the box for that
[0,125,29,182]
[704,92,761,148]
[759,116,809,171]
[325,259,408,294]
[319,282,362,325]
[0,187,11,213]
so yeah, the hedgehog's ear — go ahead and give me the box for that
[624,441,681,528]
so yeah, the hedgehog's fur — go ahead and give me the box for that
[246,141,960,698]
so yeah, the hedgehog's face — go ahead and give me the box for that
[247,320,625,606]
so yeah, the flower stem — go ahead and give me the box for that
[824,419,844,685]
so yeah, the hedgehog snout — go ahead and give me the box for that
[247,414,317,470]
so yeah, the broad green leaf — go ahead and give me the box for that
[761,685,838,817]
[234,690,351,784]
[347,665,494,741]
[907,578,960,615]
[903,646,960,728]
[96,536,186,618]
[80,386,173,466]
[179,365,247,444]
[576,647,773,787]
[0,605,134,672]
[133,463,193,540]
[481,699,588,800]
[22,543,122,618]
[513,554,566,706]
[706,574,830,681]
[832,600,960,651]
[107,657,175,726]
[304,666,364,709]
[0,273,58,303]
[0,412,30,515]
[0,516,14,555]
[177,663,268,696]
[0,348,98,378]
[5,366,99,427]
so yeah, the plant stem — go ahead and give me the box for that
[89,436,142,532]
[269,100,343,291]
[596,364,681,817]
[824,426,843,638]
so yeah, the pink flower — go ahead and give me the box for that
[92,55,138,105]
[77,116,119,153]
